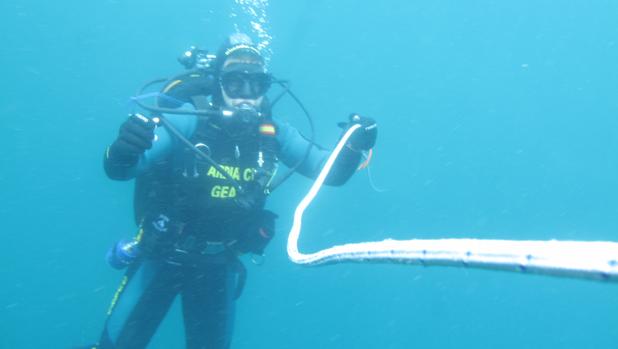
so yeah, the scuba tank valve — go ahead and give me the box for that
[178,46,217,70]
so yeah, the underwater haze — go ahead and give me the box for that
[2,0,618,348]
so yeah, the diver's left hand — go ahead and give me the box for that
[338,113,377,151]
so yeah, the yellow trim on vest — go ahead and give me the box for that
[162,79,183,93]
[225,44,260,57]
[106,276,129,315]
[259,124,276,136]
[134,227,144,243]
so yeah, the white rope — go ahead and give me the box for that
[286,125,618,282]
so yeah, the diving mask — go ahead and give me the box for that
[220,71,272,99]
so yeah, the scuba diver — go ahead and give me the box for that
[86,33,377,349]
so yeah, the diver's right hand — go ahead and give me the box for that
[108,114,156,164]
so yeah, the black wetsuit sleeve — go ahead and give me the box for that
[276,121,362,186]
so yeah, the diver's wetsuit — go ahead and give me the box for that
[96,112,362,349]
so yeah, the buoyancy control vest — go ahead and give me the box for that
[133,109,279,248]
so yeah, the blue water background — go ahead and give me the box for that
[1,0,617,348]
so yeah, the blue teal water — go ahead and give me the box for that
[1,0,617,348]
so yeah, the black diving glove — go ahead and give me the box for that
[338,113,378,151]
[108,114,156,165]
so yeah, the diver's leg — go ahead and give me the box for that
[97,260,182,349]
[181,260,241,349]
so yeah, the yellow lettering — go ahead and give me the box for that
[211,185,237,198]
[207,166,223,179]
[232,167,240,181]
[213,165,241,181]
[208,166,244,180]
[221,166,231,177]
[220,186,230,198]
[243,168,255,181]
